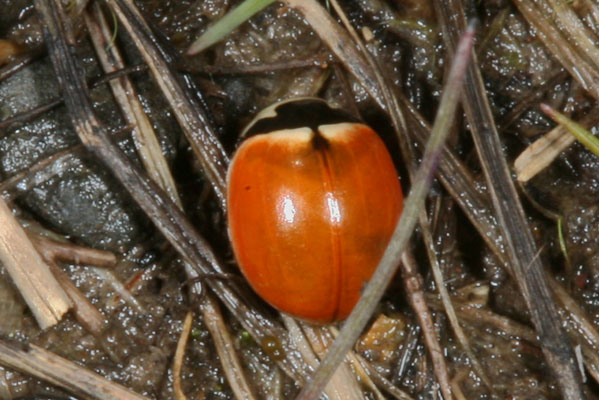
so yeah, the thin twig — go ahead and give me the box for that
[0,65,146,133]
[514,108,599,182]
[45,259,107,334]
[0,50,40,82]
[93,267,146,314]
[30,233,117,268]
[0,146,82,201]
[497,70,569,132]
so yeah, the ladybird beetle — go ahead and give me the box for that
[227,98,403,323]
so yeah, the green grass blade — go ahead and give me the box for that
[541,103,599,157]
[187,0,277,55]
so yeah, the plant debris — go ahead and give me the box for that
[0,0,599,399]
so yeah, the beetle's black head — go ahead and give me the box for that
[242,98,361,138]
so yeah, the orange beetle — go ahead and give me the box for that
[227,99,403,323]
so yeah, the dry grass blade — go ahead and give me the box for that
[180,57,330,75]
[201,296,258,400]
[399,250,452,399]
[283,0,384,108]
[347,350,415,400]
[513,0,599,100]
[92,267,146,314]
[340,351,390,400]
[282,316,365,400]
[435,0,585,398]
[450,372,468,400]
[0,340,149,400]
[300,324,365,400]
[0,374,10,399]
[514,124,576,182]
[295,22,476,400]
[33,0,309,384]
[549,277,599,385]
[327,0,409,166]
[0,96,62,134]
[0,197,71,329]
[420,210,493,393]
[23,226,111,334]
[584,0,599,31]
[550,278,599,353]
[0,64,146,133]
[107,0,229,208]
[85,3,182,206]
[66,0,90,19]
[439,303,539,345]
[542,0,599,68]
[173,311,193,400]
[399,102,507,273]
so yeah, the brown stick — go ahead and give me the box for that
[0,197,71,329]
[0,340,149,400]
